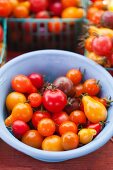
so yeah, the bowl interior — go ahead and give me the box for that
[0,50,113,162]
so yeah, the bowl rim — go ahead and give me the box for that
[0,49,113,162]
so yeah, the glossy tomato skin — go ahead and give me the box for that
[59,121,78,135]
[42,135,63,151]
[87,123,103,136]
[61,132,79,150]
[52,111,69,125]
[28,93,42,108]
[83,79,100,96]
[43,89,67,113]
[0,0,12,17]
[49,1,62,16]
[28,73,44,89]
[22,130,43,148]
[12,120,30,139]
[35,10,50,18]
[32,110,51,129]
[69,110,86,125]
[92,36,113,56]
[38,118,56,137]
[66,69,82,85]
[30,0,48,13]
[11,75,36,93]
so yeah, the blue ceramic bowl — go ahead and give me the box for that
[0,50,113,162]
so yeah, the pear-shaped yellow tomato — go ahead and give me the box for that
[78,128,97,144]
[82,96,107,123]
[5,103,33,127]
[6,92,26,112]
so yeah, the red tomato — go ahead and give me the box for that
[43,89,67,113]
[59,121,78,135]
[52,112,69,125]
[28,93,42,108]
[83,79,100,96]
[61,132,79,150]
[66,69,82,85]
[49,1,62,16]
[30,0,48,13]
[38,118,56,136]
[92,36,113,56]
[0,0,12,17]
[28,73,44,89]
[12,120,30,139]
[0,25,3,42]
[35,10,50,18]
[87,123,103,136]
[12,75,37,94]
[69,110,86,125]
[32,110,51,128]
[74,84,84,97]
[90,10,104,24]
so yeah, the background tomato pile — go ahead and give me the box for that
[0,0,84,19]
[84,0,113,69]
[5,69,109,151]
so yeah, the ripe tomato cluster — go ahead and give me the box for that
[84,0,113,69]
[5,69,109,151]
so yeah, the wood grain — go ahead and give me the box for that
[0,139,113,170]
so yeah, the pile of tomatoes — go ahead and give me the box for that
[84,0,113,68]
[0,0,84,19]
[5,69,109,151]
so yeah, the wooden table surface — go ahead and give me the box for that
[0,139,113,170]
[1,51,113,170]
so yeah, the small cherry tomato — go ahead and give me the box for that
[38,118,56,136]
[69,110,86,125]
[93,1,106,10]
[12,120,30,139]
[12,75,37,94]
[78,128,97,144]
[6,92,26,112]
[61,132,79,150]
[28,73,44,89]
[35,10,50,19]
[83,79,100,96]
[49,1,62,17]
[22,130,43,148]
[32,110,51,129]
[87,7,98,20]
[62,7,84,19]
[74,84,84,97]
[30,0,48,13]
[28,93,42,108]
[42,135,63,151]
[43,89,67,113]
[85,36,94,52]
[61,0,78,9]
[93,96,107,107]
[89,10,104,25]
[66,69,82,85]
[59,121,78,135]
[52,111,69,125]
[87,122,103,136]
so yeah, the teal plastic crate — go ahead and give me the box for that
[0,19,7,66]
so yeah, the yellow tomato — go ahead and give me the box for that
[6,92,26,112]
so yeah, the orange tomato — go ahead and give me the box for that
[85,36,95,52]
[59,121,78,135]
[87,7,98,20]
[9,0,19,9]
[0,0,12,17]
[5,103,33,126]
[61,132,79,150]
[22,130,43,148]
[62,7,84,19]
[13,4,29,18]
[48,17,64,34]
[20,1,31,10]
[66,69,82,85]
[61,0,78,9]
